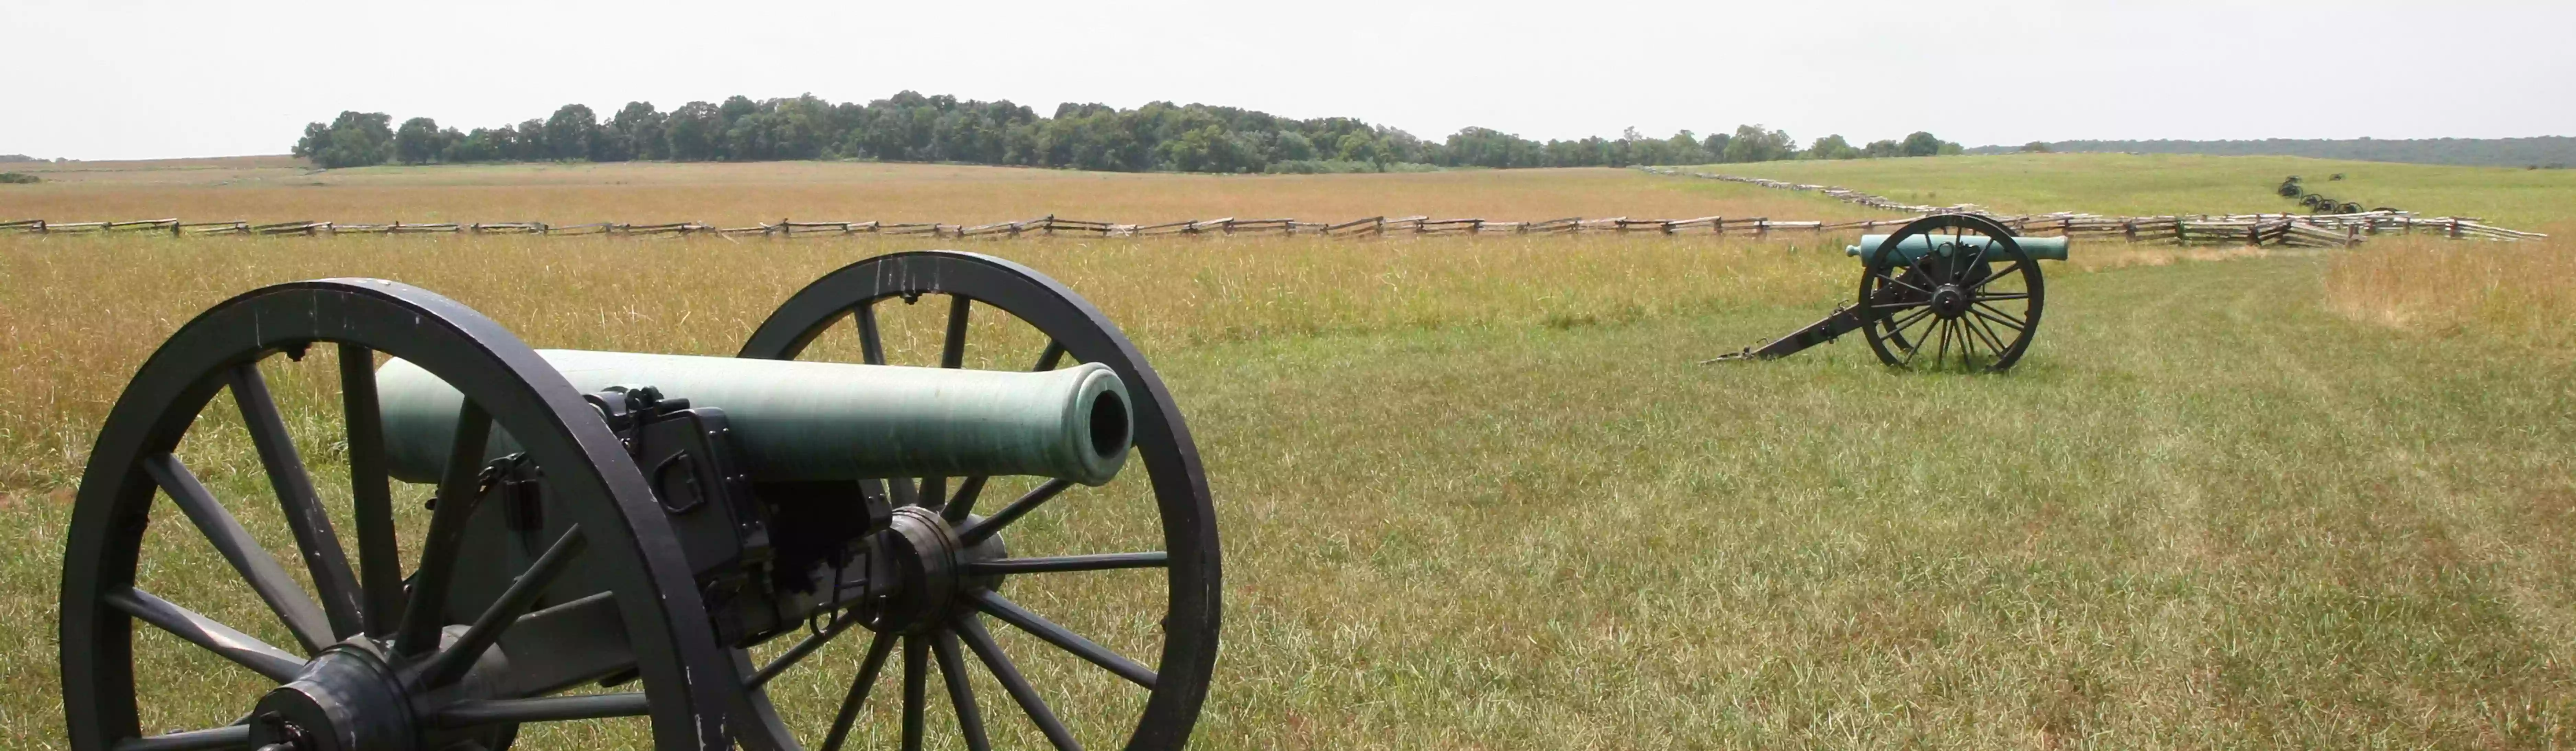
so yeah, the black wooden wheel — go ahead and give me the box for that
[61,279,736,750]
[1858,214,2046,372]
[732,251,1220,751]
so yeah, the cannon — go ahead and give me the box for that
[1710,214,2056,372]
[61,250,1220,750]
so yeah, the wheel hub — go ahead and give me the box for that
[249,642,415,751]
[1930,284,1970,319]
[873,506,1009,634]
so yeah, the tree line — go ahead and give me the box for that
[293,92,1965,173]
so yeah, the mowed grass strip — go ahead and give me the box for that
[2,230,2571,747]
[1701,153,2576,233]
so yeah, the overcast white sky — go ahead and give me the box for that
[7,0,2570,160]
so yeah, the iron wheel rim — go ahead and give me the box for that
[731,250,1220,751]
[1857,214,2045,373]
[60,279,735,751]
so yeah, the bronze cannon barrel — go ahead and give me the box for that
[375,349,1132,485]
[1847,234,2071,262]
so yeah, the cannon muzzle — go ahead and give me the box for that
[1848,234,2070,263]
[376,350,1133,485]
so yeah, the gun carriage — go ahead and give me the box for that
[61,250,1219,750]
[1713,214,2058,372]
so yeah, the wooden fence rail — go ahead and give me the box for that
[7,205,2545,249]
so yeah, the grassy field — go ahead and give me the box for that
[1707,153,2576,233]
[0,158,1885,227]
[2,161,2572,749]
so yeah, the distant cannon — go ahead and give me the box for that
[1710,214,2056,372]
[61,250,1220,750]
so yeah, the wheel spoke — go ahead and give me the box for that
[889,477,924,509]
[1966,314,2012,360]
[433,693,649,728]
[422,525,587,687]
[1872,268,1931,296]
[853,301,918,516]
[922,477,949,513]
[933,630,994,751]
[106,587,303,683]
[1886,309,1935,365]
[491,592,634,696]
[142,453,332,655]
[901,635,929,751]
[747,609,865,690]
[958,479,1073,546]
[1867,300,1930,312]
[1976,292,2034,302]
[956,616,1082,751]
[1880,306,1934,337]
[854,303,887,366]
[110,724,254,751]
[397,401,491,656]
[821,629,899,751]
[966,552,1168,576]
[339,344,404,639]
[942,477,990,524]
[1031,341,1066,372]
[1970,262,2025,292]
[970,590,1156,688]
[940,295,972,369]
[226,363,364,641]
[1971,302,2031,332]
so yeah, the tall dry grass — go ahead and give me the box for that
[2325,235,2576,349]
[0,232,1852,490]
[0,161,1887,226]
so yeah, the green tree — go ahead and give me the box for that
[1722,124,1795,162]
[543,104,600,160]
[294,111,394,168]
[292,123,330,159]
[665,102,721,161]
[1805,134,1860,160]
[394,117,444,164]
[1901,131,1946,157]
[605,102,664,161]
[513,119,547,160]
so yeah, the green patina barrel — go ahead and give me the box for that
[1846,234,2071,263]
[376,350,1132,486]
